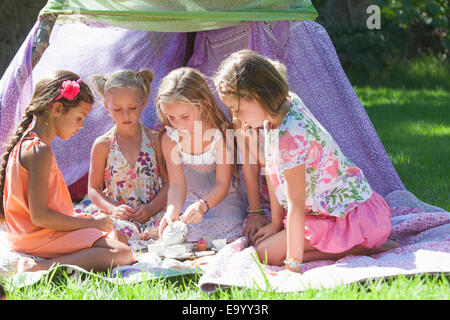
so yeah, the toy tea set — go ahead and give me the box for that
[146,217,227,261]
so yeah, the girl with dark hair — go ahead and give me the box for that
[0,70,134,273]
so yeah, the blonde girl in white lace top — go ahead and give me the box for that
[155,67,247,242]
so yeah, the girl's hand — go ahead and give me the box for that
[92,213,114,232]
[240,122,260,164]
[243,214,269,245]
[158,207,179,237]
[241,121,258,139]
[111,204,133,220]
[253,222,283,247]
[132,205,154,224]
[180,201,206,224]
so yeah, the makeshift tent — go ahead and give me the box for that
[0,0,405,201]
[2,1,450,292]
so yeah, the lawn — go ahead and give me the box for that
[353,55,449,212]
[1,56,449,300]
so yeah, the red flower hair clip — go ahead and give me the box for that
[54,78,82,101]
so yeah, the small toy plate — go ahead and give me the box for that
[194,250,216,258]
[163,252,193,260]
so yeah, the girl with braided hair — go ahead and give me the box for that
[0,70,134,273]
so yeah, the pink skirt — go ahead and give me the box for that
[285,191,392,254]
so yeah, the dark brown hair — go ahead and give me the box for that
[214,49,289,118]
[0,70,94,221]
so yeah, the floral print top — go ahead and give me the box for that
[264,92,372,218]
[104,124,162,209]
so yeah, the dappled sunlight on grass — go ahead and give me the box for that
[398,121,450,137]
[354,85,449,210]
[2,271,448,300]
[348,55,449,91]
[356,87,449,109]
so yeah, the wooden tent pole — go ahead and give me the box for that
[184,32,197,66]
[31,13,57,69]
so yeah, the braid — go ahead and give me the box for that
[0,69,94,222]
[0,109,35,221]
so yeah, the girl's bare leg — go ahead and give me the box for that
[303,239,401,262]
[256,230,400,266]
[16,237,135,273]
[255,230,288,265]
[116,230,130,245]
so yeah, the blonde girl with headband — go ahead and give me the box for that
[88,69,168,242]
[0,70,134,273]
[156,67,247,242]
[215,50,398,273]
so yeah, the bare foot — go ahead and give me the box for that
[16,257,47,274]
[343,239,402,258]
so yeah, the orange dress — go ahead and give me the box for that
[3,131,113,259]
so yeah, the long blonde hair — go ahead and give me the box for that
[0,70,94,221]
[155,67,240,188]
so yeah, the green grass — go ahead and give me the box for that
[1,56,449,300]
[347,55,449,91]
[2,270,449,300]
[352,55,449,211]
[356,87,449,211]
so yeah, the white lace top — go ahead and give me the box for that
[165,126,222,166]
[163,126,247,243]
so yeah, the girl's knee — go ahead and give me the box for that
[98,237,134,265]
[113,242,135,265]
[116,230,129,244]
[256,243,284,266]
[256,243,270,264]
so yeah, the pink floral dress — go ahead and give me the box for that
[264,92,391,253]
[264,92,373,217]
[75,124,163,240]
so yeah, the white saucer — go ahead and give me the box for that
[163,252,192,260]
[194,250,216,257]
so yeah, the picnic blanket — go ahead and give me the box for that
[1,190,448,291]
[2,254,214,290]
[198,190,450,292]
[0,201,216,288]
[0,226,216,288]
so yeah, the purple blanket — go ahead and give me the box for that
[0,20,39,155]
[199,190,450,292]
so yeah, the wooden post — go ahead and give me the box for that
[31,14,57,69]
